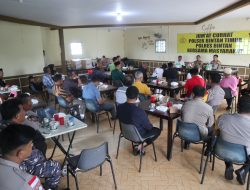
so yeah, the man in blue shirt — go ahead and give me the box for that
[117,86,161,153]
[82,76,116,119]
[42,66,54,93]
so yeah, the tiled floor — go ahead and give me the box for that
[47,102,246,190]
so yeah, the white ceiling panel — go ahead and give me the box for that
[0,0,241,26]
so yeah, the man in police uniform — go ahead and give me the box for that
[0,124,44,190]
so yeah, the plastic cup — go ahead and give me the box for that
[54,114,59,121]
[59,117,64,125]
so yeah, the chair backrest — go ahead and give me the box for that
[56,96,69,109]
[84,99,99,113]
[120,122,143,143]
[77,142,108,171]
[214,137,247,164]
[176,119,202,142]
[222,87,233,99]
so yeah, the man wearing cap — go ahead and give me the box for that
[220,68,239,110]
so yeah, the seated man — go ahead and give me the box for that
[210,54,221,70]
[220,68,239,110]
[117,86,161,154]
[93,59,107,83]
[133,71,152,97]
[53,74,85,116]
[163,62,178,82]
[63,71,78,92]
[207,73,225,112]
[218,95,250,185]
[28,75,44,92]
[0,68,7,88]
[115,75,137,105]
[0,99,61,190]
[108,57,117,72]
[42,66,54,94]
[82,76,116,119]
[152,64,166,79]
[138,63,148,82]
[184,67,206,98]
[174,55,185,69]
[111,61,125,86]
[181,86,214,142]
[0,124,45,190]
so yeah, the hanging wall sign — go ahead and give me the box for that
[177,31,250,54]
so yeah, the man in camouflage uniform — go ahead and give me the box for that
[0,99,62,190]
[0,124,44,190]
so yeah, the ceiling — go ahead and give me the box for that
[0,0,249,27]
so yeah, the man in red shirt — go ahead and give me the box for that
[184,67,206,97]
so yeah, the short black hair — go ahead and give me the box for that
[114,61,121,67]
[168,62,173,68]
[210,73,221,84]
[238,95,250,113]
[162,64,167,69]
[1,99,22,121]
[112,57,117,62]
[79,75,88,84]
[43,66,48,73]
[213,54,218,58]
[190,67,199,75]
[0,68,3,72]
[28,75,34,81]
[192,85,206,97]
[53,74,62,82]
[91,75,100,82]
[17,93,30,105]
[126,86,139,99]
[123,75,134,86]
[0,124,36,156]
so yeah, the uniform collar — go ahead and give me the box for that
[0,158,19,169]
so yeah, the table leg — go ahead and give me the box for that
[49,136,60,160]
[159,118,163,131]
[167,119,173,161]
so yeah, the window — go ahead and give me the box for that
[70,42,83,55]
[155,39,166,53]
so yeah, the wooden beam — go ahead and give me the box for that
[62,22,195,29]
[58,29,67,74]
[0,14,60,29]
[195,0,250,24]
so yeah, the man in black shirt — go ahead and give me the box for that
[163,62,178,82]
[0,68,6,87]
[139,63,148,82]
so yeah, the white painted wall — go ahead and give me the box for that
[0,21,44,77]
[124,18,250,67]
[63,28,124,60]
[40,27,61,66]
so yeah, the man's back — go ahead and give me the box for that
[181,99,214,137]
[163,68,178,81]
[184,76,206,97]
[0,158,43,190]
[117,102,152,136]
[82,82,100,102]
[218,113,250,154]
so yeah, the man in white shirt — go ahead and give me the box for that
[175,55,185,69]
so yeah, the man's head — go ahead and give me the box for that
[178,55,182,61]
[142,63,148,69]
[114,61,121,69]
[28,75,35,83]
[0,124,35,164]
[126,86,139,102]
[123,75,134,87]
[168,62,174,68]
[17,93,32,112]
[210,73,221,84]
[112,57,118,63]
[117,55,121,61]
[192,85,206,98]
[70,71,78,79]
[79,75,88,85]
[43,66,51,74]
[0,68,3,78]
[1,99,26,123]
[223,68,232,77]
[213,54,219,61]
[196,55,201,61]
[135,71,143,82]
[238,95,250,114]
[162,64,167,70]
[190,67,199,76]
[91,75,100,86]
[53,74,63,86]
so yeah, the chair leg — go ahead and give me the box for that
[181,139,184,152]
[96,114,99,133]
[139,144,143,172]
[107,157,117,190]
[75,174,79,190]
[66,165,70,189]
[116,133,122,159]
[152,142,157,162]
[100,165,102,176]
[106,112,112,128]
[246,171,250,190]
[212,154,215,171]
[113,119,117,135]
[199,143,205,174]
[200,154,210,184]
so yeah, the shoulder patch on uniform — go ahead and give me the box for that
[28,176,43,190]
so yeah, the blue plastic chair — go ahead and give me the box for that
[170,119,208,174]
[201,137,250,190]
